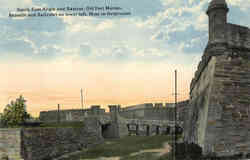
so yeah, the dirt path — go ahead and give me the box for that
[129,142,171,157]
[82,157,120,160]
[81,142,171,160]
[157,142,172,156]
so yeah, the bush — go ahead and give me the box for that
[1,95,31,127]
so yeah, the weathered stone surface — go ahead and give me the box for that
[0,126,103,160]
[118,101,188,121]
[184,0,250,157]
[39,105,105,122]
[187,52,250,157]
[0,129,23,160]
[105,105,183,137]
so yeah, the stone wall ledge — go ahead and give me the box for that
[0,127,103,160]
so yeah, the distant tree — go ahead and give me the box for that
[1,95,31,127]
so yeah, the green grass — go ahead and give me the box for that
[79,135,173,160]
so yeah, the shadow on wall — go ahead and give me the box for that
[101,123,113,138]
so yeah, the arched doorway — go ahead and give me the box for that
[146,125,150,136]
[101,124,111,138]
[165,126,171,135]
[128,123,137,136]
[176,125,183,135]
[156,126,160,135]
[136,124,139,135]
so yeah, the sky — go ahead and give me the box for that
[0,0,250,117]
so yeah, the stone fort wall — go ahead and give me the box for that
[39,102,188,123]
[0,118,103,160]
[184,0,250,157]
[39,105,105,122]
[118,101,189,121]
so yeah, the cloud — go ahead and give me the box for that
[0,37,35,56]
[55,41,172,63]
[139,0,208,30]
[134,48,169,59]
[227,0,250,11]
[0,16,65,33]
[226,2,250,27]
[129,0,211,56]
[85,44,132,62]
[0,0,249,65]
[195,12,207,31]
[96,20,115,31]
[36,44,63,59]
[64,16,115,33]
[79,43,92,57]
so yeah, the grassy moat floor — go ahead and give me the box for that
[77,135,173,160]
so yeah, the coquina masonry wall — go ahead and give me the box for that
[185,50,250,156]
[39,106,105,122]
[0,129,22,160]
[0,125,103,160]
[118,102,188,121]
[184,0,250,156]
[184,56,216,150]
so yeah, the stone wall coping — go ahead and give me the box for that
[228,23,250,31]
[121,101,189,112]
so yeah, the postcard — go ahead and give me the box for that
[0,0,250,160]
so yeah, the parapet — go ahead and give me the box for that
[165,103,175,108]
[39,105,106,122]
[91,105,101,111]
[227,23,250,50]
[90,105,103,115]
[190,23,250,93]
[108,105,120,113]
[154,103,163,107]
[144,103,153,108]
